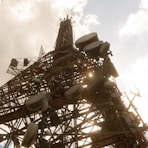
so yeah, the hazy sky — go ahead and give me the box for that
[0,0,148,121]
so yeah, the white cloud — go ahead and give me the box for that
[0,0,56,85]
[121,56,148,93]
[140,0,148,9]
[0,0,99,85]
[52,0,90,38]
[10,1,34,21]
[83,14,100,28]
[119,0,148,37]
[53,0,87,16]
[52,0,100,38]
[73,13,100,39]
[118,52,148,122]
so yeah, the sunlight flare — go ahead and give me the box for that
[121,57,148,122]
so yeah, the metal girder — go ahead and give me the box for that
[0,17,148,148]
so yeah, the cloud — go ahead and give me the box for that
[83,14,100,28]
[140,0,148,9]
[10,1,33,21]
[118,0,148,37]
[52,0,90,38]
[52,0,100,38]
[73,14,100,39]
[0,0,99,85]
[53,0,87,17]
[116,47,148,117]
[0,0,57,85]
[119,51,148,97]
[117,51,148,122]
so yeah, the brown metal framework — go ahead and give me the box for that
[0,16,148,148]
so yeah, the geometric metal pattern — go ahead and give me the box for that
[0,16,148,148]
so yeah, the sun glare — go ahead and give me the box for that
[88,72,93,78]
[121,57,148,123]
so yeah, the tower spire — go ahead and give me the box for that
[55,16,73,51]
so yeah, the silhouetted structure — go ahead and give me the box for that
[0,16,148,148]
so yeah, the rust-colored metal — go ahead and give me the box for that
[0,16,148,148]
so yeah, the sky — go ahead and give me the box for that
[0,0,148,123]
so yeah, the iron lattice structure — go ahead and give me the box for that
[0,17,148,148]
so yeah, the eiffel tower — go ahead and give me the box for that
[0,16,148,148]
